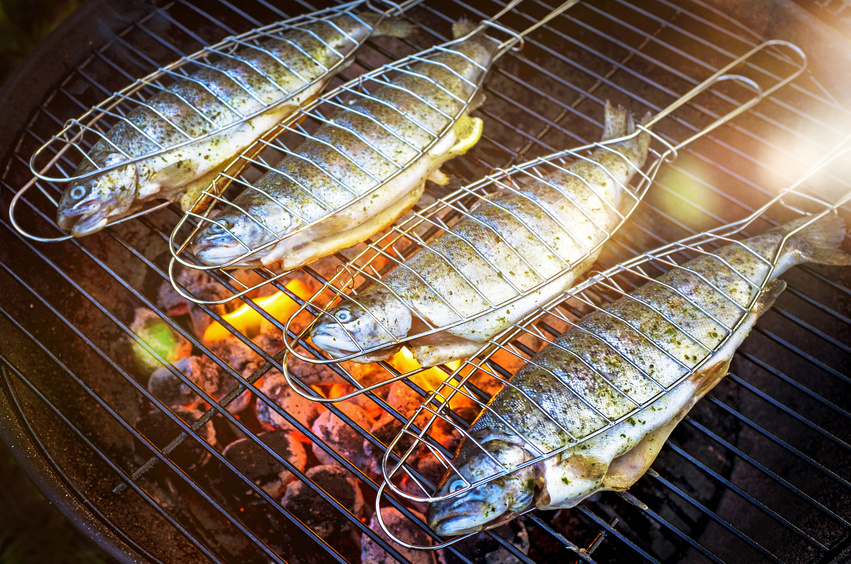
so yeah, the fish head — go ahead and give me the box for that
[191,207,284,268]
[311,288,412,362]
[57,165,137,236]
[427,438,540,536]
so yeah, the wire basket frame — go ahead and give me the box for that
[166,0,581,275]
[373,137,851,550]
[10,0,420,243]
[276,40,806,394]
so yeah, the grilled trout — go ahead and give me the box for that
[312,103,651,366]
[426,216,851,536]
[56,11,412,236]
[190,21,495,268]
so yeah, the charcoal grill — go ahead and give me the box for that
[1,1,850,563]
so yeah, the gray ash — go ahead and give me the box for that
[362,507,437,564]
[255,371,325,434]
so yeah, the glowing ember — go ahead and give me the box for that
[204,279,309,341]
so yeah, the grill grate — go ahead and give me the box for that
[271,40,803,378]
[375,152,851,548]
[1,0,850,563]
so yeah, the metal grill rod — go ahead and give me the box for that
[11,0,426,244]
[167,0,581,274]
[373,139,850,549]
[0,216,446,562]
[278,41,804,394]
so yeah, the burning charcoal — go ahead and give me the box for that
[148,356,204,409]
[281,464,365,539]
[311,402,373,469]
[362,413,409,478]
[158,269,238,338]
[361,507,436,564]
[133,406,215,473]
[220,431,307,499]
[252,329,284,358]
[387,380,434,431]
[286,349,344,387]
[346,361,394,398]
[129,307,192,374]
[446,519,529,564]
[328,382,383,420]
[256,371,324,434]
[199,337,259,413]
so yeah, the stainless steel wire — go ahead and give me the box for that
[277,40,806,392]
[373,136,851,549]
[166,0,581,275]
[10,0,422,243]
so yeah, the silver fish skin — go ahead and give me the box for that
[190,21,494,269]
[426,216,851,536]
[312,103,650,366]
[56,12,412,236]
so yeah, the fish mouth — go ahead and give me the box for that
[428,498,513,536]
[310,328,360,358]
[311,327,401,362]
[192,238,260,268]
[57,202,109,236]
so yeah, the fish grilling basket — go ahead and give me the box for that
[1,0,851,563]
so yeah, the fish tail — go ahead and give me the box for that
[775,214,851,266]
[372,15,416,38]
[452,18,480,39]
[601,101,652,168]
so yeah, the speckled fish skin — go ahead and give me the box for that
[56,12,411,236]
[426,216,851,536]
[190,22,495,269]
[312,103,650,366]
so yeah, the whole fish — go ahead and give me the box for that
[311,103,651,366]
[56,10,412,236]
[190,21,496,269]
[426,215,851,536]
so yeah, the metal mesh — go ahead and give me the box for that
[376,146,851,548]
[273,41,804,377]
[0,0,850,563]
[166,0,577,274]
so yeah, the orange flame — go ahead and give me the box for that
[390,347,467,408]
[204,279,310,341]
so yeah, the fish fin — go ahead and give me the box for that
[468,91,487,112]
[601,100,631,141]
[602,418,678,491]
[755,279,786,316]
[410,333,484,367]
[447,115,483,158]
[452,18,479,39]
[601,100,652,164]
[373,16,416,38]
[427,168,450,186]
[774,215,851,266]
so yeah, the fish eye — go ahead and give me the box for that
[209,219,232,235]
[335,310,352,323]
[70,186,87,200]
[447,479,466,493]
